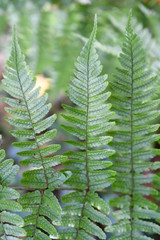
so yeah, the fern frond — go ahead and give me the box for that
[0,148,26,239]
[19,189,61,239]
[58,15,116,239]
[108,10,160,73]
[106,11,160,239]
[2,27,70,239]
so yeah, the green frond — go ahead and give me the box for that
[58,15,115,239]
[107,12,160,239]
[3,26,68,189]
[0,149,26,239]
[19,190,60,239]
[2,27,71,239]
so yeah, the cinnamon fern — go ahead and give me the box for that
[57,15,116,239]
[105,12,160,239]
[0,147,26,239]
[2,28,70,239]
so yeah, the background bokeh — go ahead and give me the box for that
[0,0,160,238]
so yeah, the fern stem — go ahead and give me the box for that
[75,191,88,239]
[33,190,44,239]
[84,22,92,193]
[13,37,49,188]
[129,32,134,240]
[14,39,49,239]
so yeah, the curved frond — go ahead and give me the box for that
[106,11,160,239]
[58,15,116,239]
[2,27,70,239]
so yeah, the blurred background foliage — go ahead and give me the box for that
[0,0,160,238]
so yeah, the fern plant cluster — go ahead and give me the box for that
[0,11,160,240]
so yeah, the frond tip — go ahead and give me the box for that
[3,23,69,190]
[59,15,116,239]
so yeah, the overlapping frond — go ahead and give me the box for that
[0,148,26,239]
[57,15,116,239]
[105,12,160,239]
[2,28,70,239]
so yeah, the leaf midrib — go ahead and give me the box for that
[75,33,95,239]
[13,37,48,188]
[129,32,134,240]
[13,37,48,239]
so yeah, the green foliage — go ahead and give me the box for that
[1,3,160,239]
[51,9,82,100]
[105,12,160,239]
[35,10,55,74]
[106,8,160,73]
[19,189,61,239]
[0,148,26,239]
[17,9,32,57]
[57,16,116,239]
[16,5,55,75]
[2,28,70,239]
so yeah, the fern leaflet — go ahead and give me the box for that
[0,147,26,239]
[2,27,70,239]
[105,12,160,240]
[57,15,116,239]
